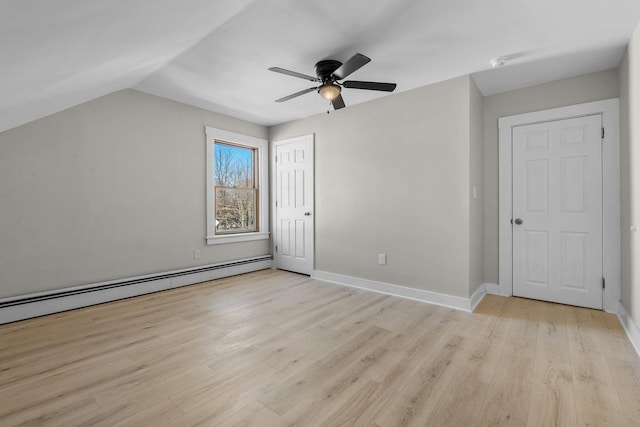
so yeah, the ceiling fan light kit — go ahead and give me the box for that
[318,82,341,100]
[269,53,397,110]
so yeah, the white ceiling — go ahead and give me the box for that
[2,0,640,132]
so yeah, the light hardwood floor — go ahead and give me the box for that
[1,269,639,426]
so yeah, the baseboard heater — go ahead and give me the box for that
[0,255,273,324]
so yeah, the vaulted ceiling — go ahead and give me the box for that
[2,0,640,133]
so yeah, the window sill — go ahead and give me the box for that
[206,232,270,245]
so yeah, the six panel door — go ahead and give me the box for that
[275,136,314,275]
[512,114,603,309]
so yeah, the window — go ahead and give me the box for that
[214,143,257,233]
[206,127,268,245]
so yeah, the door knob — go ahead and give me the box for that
[514,218,523,225]
[304,212,311,216]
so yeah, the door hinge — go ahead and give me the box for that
[602,277,605,289]
[601,127,605,139]
[275,201,278,207]
[275,245,278,252]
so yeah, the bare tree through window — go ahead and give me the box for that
[214,142,257,233]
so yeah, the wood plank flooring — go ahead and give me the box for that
[1,269,639,426]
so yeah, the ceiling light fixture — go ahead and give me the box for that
[270,54,396,110]
[489,57,508,68]
[318,82,341,100]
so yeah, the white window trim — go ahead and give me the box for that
[205,127,269,245]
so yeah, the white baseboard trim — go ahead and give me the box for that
[485,282,505,296]
[312,270,485,312]
[604,294,621,314]
[471,283,488,311]
[0,256,273,325]
[617,302,640,358]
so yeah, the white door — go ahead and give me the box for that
[274,135,314,275]
[512,114,603,309]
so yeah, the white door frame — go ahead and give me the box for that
[271,134,315,273]
[498,98,620,312]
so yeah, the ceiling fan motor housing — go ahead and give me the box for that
[315,59,342,82]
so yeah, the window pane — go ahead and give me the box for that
[214,143,254,188]
[215,188,257,233]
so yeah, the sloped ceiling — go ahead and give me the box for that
[2,0,640,132]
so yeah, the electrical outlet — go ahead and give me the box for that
[378,253,387,265]
[194,249,201,260]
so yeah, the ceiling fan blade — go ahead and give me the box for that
[342,81,397,92]
[275,87,318,103]
[269,67,319,82]
[332,94,346,110]
[332,53,371,80]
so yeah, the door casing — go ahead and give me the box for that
[498,98,620,312]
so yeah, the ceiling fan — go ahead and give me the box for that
[269,53,397,110]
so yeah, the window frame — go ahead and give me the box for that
[205,127,269,245]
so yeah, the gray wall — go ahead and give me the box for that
[0,89,269,299]
[271,75,478,298]
[469,78,484,295]
[620,22,640,327]
[481,69,620,284]
[0,65,629,306]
